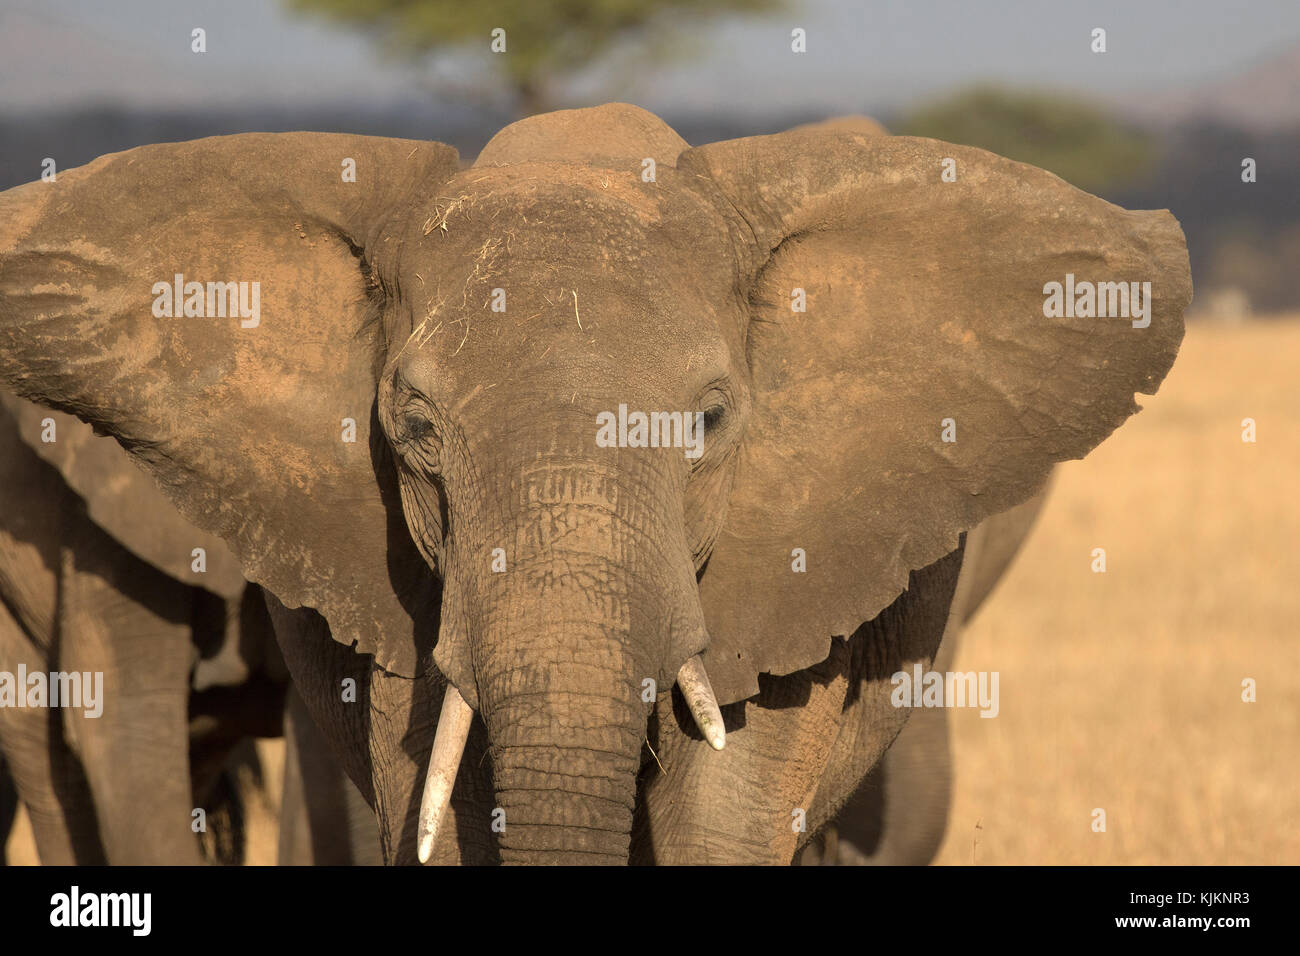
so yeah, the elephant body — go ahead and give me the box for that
[0,395,286,864]
[0,104,1191,864]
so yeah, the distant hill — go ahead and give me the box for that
[1119,42,1300,132]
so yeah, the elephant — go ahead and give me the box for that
[0,103,1192,864]
[0,395,287,864]
[799,487,1050,865]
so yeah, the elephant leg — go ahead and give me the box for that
[262,597,404,861]
[279,684,383,865]
[260,598,375,808]
[0,596,103,863]
[820,502,1034,866]
[196,738,265,866]
[58,525,201,865]
[638,548,963,865]
[794,546,964,863]
[842,620,957,865]
[818,692,953,865]
[636,637,855,865]
[277,692,318,866]
[810,497,1047,866]
[0,451,101,863]
[807,616,960,866]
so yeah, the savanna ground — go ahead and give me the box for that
[934,315,1300,864]
[7,317,1299,865]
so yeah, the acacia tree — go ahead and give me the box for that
[289,0,783,116]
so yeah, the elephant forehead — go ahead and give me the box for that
[389,168,739,381]
[409,164,727,268]
[396,273,731,403]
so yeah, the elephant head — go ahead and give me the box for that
[0,104,1191,863]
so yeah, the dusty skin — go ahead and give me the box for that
[0,104,1191,864]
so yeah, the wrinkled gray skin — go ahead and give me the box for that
[800,489,1050,865]
[0,397,286,864]
[0,104,1190,864]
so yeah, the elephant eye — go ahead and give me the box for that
[404,414,433,442]
[702,405,726,431]
[398,411,443,477]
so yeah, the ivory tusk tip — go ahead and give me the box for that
[677,654,726,752]
[414,684,474,867]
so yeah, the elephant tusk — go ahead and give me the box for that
[416,684,475,864]
[676,655,726,750]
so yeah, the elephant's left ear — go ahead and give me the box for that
[678,130,1192,705]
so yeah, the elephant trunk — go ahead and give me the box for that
[483,634,645,865]
[415,449,727,864]
[496,453,727,861]
[493,752,640,864]
[469,537,654,865]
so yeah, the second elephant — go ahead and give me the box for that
[0,395,285,864]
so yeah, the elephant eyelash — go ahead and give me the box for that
[689,399,733,473]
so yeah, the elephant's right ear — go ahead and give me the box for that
[679,130,1192,704]
[0,133,460,675]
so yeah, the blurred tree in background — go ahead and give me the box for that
[900,87,1156,192]
[288,0,783,116]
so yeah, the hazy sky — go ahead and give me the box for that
[2,0,1298,116]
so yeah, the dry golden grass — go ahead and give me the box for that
[7,319,1297,866]
[935,316,1300,864]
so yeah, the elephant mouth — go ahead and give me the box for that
[414,656,724,864]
